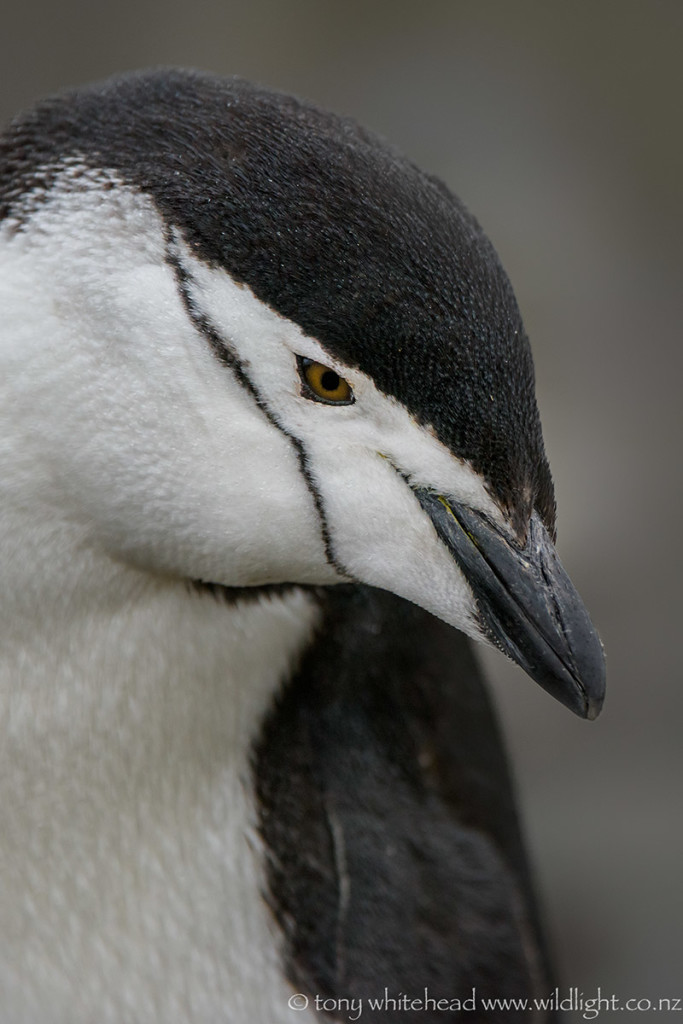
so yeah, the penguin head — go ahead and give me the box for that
[0,69,604,717]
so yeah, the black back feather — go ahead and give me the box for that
[255,586,557,1023]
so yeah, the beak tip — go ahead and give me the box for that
[502,598,607,721]
[572,643,607,720]
[585,700,602,722]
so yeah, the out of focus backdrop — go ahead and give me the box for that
[3,0,681,1008]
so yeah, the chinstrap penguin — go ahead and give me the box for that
[0,69,605,1023]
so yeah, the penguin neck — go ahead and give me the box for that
[0,485,319,725]
[2,560,319,759]
[0,534,321,1020]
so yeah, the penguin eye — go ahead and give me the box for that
[297,356,354,405]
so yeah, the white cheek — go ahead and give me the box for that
[312,445,483,636]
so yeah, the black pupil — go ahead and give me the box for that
[321,370,340,392]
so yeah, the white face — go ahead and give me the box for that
[0,175,505,642]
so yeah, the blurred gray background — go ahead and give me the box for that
[3,0,681,1011]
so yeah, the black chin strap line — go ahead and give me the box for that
[164,227,352,581]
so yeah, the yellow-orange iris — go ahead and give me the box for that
[301,360,353,404]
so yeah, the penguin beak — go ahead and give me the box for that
[415,490,606,719]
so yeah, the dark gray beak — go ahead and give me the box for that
[415,491,606,719]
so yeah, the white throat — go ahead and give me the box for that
[0,563,320,1022]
